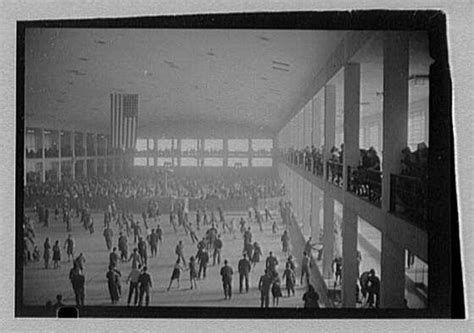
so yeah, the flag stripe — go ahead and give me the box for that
[110,93,138,150]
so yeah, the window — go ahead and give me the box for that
[181,139,198,155]
[203,158,223,167]
[228,139,249,152]
[251,139,273,153]
[252,158,273,167]
[228,157,249,167]
[133,157,146,166]
[148,157,155,166]
[157,157,172,166]
[136,138,148,152]
[157,139,172,151]
[147,138,155,151]
[181,157,198,166]
[204,139,223,153]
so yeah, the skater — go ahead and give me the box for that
[118,232,128,262]
[156,225,163,245]
[132,221,142,244]
[126,264,141,306]
[128,248,142,269]
[258,269,273,308]
[282,262,296,296]
[238,253,251,293]
[213,235,223,266]
[175,240,186,266]
[301,252,311,286]
[272,221,278,234]
[74,253,86,271]
[189,256,198,289]
[332,256,343,286]
[69,264,85,306]
[149,229,159,257]
[197,248,209,279]
[272,272,283,307]
[265,206,273,221]
[196,209,201,231]
[43,238,51,269]
[52,240,61,269]
[63,234,75,262]
[103,225,114,251]
[281,230,290,253]
[109,247,120,268]
[138,237,148,266]
[167,259,185,291]
[251,242,262,269]
[106,265,121,304]
[138,266,153,306]
[265,251,279,274]
[220,260,234,300]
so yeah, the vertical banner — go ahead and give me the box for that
[110,93,139,151]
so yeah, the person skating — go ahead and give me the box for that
[103,225,114,251]
[69,263,85,307]
[63,234,75,262]
[258,269,273,308]
[281,230,290,253]
[301,252,311,286]
[220,260,234,300]
[138,266,153,306]
[138,237,148,266]
[128,248,142,269]
[106,265,121,304]
[118,232,128,262]
[271,272,283,307]
[126,264,141,306]
[43,238,51,269]
[238,253,251,293]
[167,259,185,291]
[213,234,223,266]
[189,256,198,289]
[282,262,296,297]
[302,284,320,308]
[251,242,262,269]
[149,229,159,257]
[175,240,186,266]
[265,251,279,274]
[109,247,120,268]
[52,240,61,269]
[197,248,209,279]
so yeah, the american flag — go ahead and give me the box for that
[110,93,138,150]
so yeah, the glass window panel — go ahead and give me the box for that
[136,138,148,152]
[251,139,273,152]
[204,139,223,152]
[148,139,155,151]
[203,157,223,167]
[157,139,172,151]
[148,157,155,166]
[181,157,198,166]
[134,157,146,166]
[228,139,249,152]
[181,139,198,154]
[228,157,249,167]
[252,158,273,167]
[157,157,172,166]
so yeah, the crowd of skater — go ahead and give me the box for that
[24,186,381,310]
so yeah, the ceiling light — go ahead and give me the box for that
[272,66,290,72]
[272,60,290,67]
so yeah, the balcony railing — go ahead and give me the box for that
[390,174,427,229]
[347,166,382,207]
[326,161,343,188]
[312,158,324,177]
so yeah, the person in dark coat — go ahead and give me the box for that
[109,247,120,268]
[198,248,209,279]
[138,237,148,266]
[103,226,114,250]
[220,260,234,300]
[265,251,279,274]
[252,242,262,269]
[301,252,311,286]
[149,229,159,257]
[106,265,121,304]
[138,266,152,306]
[258,269,273,308]
[281,230,290,253]
[69,264,85,306]
[213,235,223,266]
[282,262,296,297]
[302,284,320,308]
[118,232,128,261]
[238,253,252,293]
[43,238,51,269]
[52,240,61,269]
[367,269,380,308]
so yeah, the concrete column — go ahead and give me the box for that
[324,85,336,180]
[104,136,108,174]
[343,63,361,190]
[58,130,62,181]
[380,232,405,308]
[248,139,252,167]
[71,132,76,180]
[24,129,27,186]
[177,138,181,167]
[93,134,98,176]
[381,32,409,212]
[341,206,358,308]
[41,128,46,183]
[312,95,322,150]
[310,185,321,241]
[223,138,228,167]
[82,133,87,178]
[322,194,335,278]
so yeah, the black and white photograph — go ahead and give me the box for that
[6,3,470,327]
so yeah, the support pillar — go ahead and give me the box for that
[322,194,335,278]
[380,232,405,308]
[343,63,361,188]
[341,206,358,308]
[223,138,228,167]
[310,185,321,242]
[177,138,181,167]
[104,136,108,173]
[41,128,46,183]
[248,138,252,167]
[324,85,336,180]
[58,130,62,182]
[381,32,409,212]
[83,132,87,178]
[93,134,98,176]
[71,132,76,180]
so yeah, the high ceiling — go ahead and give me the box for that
[25,28,347,137]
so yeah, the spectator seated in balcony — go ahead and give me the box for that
[328,146,343,185]
[401,143,428,179]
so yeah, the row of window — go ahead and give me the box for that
[133,157,273,167]
[135,138,273,153]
